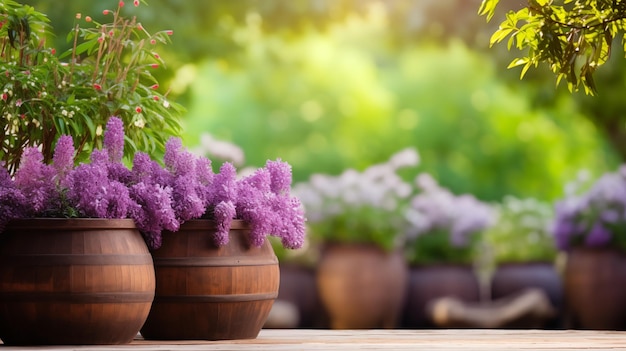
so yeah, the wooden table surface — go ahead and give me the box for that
[2,329,626,350]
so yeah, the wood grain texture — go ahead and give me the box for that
[3,329,626,350]
[0,219,155,345]
[140,219,279,341]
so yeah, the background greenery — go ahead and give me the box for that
[21,0,622,203]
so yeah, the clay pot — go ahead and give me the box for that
[564,247,626,330]
[316,243,407,329]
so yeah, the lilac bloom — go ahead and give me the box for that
[103,116,125,163]
[213,201,236,246]
[52,135,75,186]
[14,147,56,214]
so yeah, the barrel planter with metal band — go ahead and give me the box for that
[140,219,280,340]
[0,218,155,345]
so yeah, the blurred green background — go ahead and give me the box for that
[23,0,623,202]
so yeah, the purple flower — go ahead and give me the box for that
[129,182,179,250]
[235,166,306,248]
[195,157,214,205]
[0,116,306,253]
[164,137,195,176]
[131,151,171,185]
[585,222,612,247]
[52,135,75,185]
[274,196,306,249]
[66,162,132,219]
[266,159,292,195]
[103,117,125,163]
[552,166,626,250]
[0,166,28,230]
[171,175,205,222]
[213,201,235,246]
[408,182,494,246]
[14,147,56,214]
[212,162,238,205]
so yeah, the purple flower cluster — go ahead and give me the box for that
[0,116,306,251]
[553,166,626,250]
[405,173,495,247]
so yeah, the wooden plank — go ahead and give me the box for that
[1,329,626,350]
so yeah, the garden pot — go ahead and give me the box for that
[0,218,155,345]
[402,264,480,328]
[316,243,407,329]
[491,261,563,328]
[564,247,626,330]
[140,219,279,340]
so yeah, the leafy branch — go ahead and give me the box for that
[479,0,626,95]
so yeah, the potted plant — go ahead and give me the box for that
[484,196,563,328]
[553,165,626,330]
[0,0,307,344]
[293,147,419,329]
[0,0,182,344]
[0,0,184,175]
[401,173,495,328]
[0,117,157,346]
[138,137,307,340]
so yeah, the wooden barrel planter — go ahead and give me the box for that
[402,264,480,328]
[316,243,408,329]
[491,261,563,328]
[0,218,155,345]
[140,219,280,340]
[564,247,626,330]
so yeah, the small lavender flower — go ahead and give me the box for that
[265,159,292,195]
[103,116,125,163]
[14,148,56,214]
[52,135,75,185]
[128,182,179,250]
[552,166,626,250]
[131,151,171,185]
[212,162,238,205]
[236,168,272,246]
[195,157,214,205]
[213,200,236,246]
[0,166,28,230]
[274,196,306,249]
[67,160,132,219]
[162,137,206,221]
[404,174,495,264]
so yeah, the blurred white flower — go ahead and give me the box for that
[388,147,420,169]
[193,133,245,166]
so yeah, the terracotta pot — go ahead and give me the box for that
[316,243,407,329]
[0,218,155,345]
[140,220,279,340]
[565,247,626,330]
[491,261,563,328]
[402,264,480,328]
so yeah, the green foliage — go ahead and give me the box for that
[406,228,478,265]
[183,15,618,201]
[480,0,626,95]
[0,0,184,173]
[484,196,557,263]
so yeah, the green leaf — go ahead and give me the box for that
[478,0,500,22]
[73,38,99,56]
